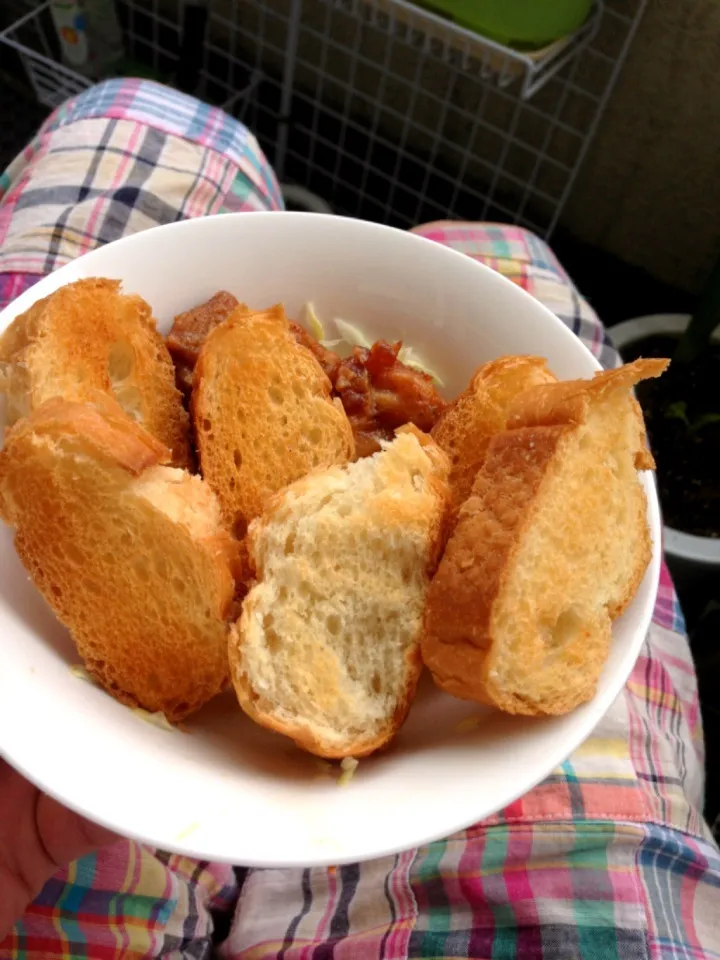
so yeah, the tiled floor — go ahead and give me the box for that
[0,71,717,834]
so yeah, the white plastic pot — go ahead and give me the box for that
[280,185,334,214]
[610,313,720,576]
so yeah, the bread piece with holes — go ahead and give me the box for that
[0,278,191,468]
[422,358,668,717]
[0,395,241,721]
[192,304,355,536]
[229,425,451,758]
[431,355,557,517]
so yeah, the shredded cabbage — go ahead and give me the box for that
[302,302,444,386]
[176,821,200,842]
[70,665,181,732]
[455,716,482,734]
[69,663,96,684]
[333,317,372,350]
[397,345,445,386]
[131,708,178,733]
[337,756,359,786]
[305,302,325,341]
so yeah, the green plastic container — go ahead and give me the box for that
[414,0,593,50]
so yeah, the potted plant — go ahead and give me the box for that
[610,259,720,609]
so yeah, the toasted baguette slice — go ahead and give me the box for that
[432,356,557,515]
[0,396,240,721]
[192,304,355,535]
[229,425,451,758]
[0,278,191,468]
[423,358,668,717]
[506,365,658,472]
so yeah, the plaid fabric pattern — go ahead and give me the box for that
[44,77,283,212]
[1,82,719,960]
[0,77,281,282]
[413,222,620,371]
[5,848,238,959]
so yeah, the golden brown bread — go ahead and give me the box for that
[422,358,668,717]
[0,265,668,740]
[0,395,240,721]
[506,363,658,472]
[192,303,355,536]
[229,425,451,758]
[0,278,191,467]
[431,355,557,516]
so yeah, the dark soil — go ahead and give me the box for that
[622,334,720,538]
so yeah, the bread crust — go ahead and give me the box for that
[229,429,450,758]
[230,649,425,759]
[192,304,355,534]
[507,358,668,428]
[423,424,571,710]
[423,359,668,716]
[431,355,557,518]
[0,397,239,721]
[0,277,191,468]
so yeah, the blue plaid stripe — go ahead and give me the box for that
[45,78,258,174]
[638,825,720,956]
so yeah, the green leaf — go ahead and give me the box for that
[664,400,689,424]
[689,412,720,435]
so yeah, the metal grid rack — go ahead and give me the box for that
[313,0,603,101]
[1,1,90,105]
[0,1,278,135]
[277,0,645,232]
[1,0,645,236]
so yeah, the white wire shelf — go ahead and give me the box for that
[0,3,89,107]
[273,0,645,234]
[320,0,602,100]
[0,0,266,118]
[1,0,646,239]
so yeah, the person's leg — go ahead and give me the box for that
[218,225,720,960]
[3,86,718,958]
[0,76,279,959]
[2,846,240,959]
[0,76,282,304]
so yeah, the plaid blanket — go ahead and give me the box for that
[0,79,718,960]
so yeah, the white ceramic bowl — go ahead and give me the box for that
[0,213,661,867]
